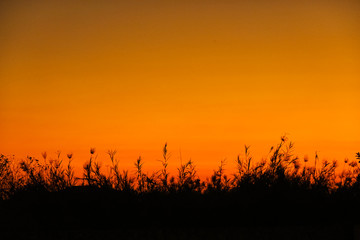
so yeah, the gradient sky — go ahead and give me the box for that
[1,0,359,176]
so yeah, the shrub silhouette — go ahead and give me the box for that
[1,136,360,239]
[0,154,19,199]
[1,137,360,198]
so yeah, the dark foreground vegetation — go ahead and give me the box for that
[1,137,360,239]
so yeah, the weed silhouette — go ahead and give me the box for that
[0,137,359,239]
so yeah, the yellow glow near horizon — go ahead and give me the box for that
[1,0,359,176]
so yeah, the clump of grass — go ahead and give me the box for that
[47,157,66,191]
[0,154,19,199]
[234,145,252,178]
[207,159,231,192]
[81,147,111,188]
[176,159,202,192]
[65,154,77,187]
[233,146,266,188]
[134,156,145,192]
[19,156,47,191]
[82,148,96,186]
[107,149,134,191]
[313,159,337,190]
[15,151,76,193]
[159,143,170,191]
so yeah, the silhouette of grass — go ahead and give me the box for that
[1,136,360,239]
[1,136,359,197]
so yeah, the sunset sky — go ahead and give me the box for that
[1,0,359,176]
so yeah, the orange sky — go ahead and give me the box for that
[1,0,359,177]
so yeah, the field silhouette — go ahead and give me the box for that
[1,137,360,239]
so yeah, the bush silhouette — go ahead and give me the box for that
[1,137,360,239]
[1,137,360,197]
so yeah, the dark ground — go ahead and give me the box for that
[0,186,359,240]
